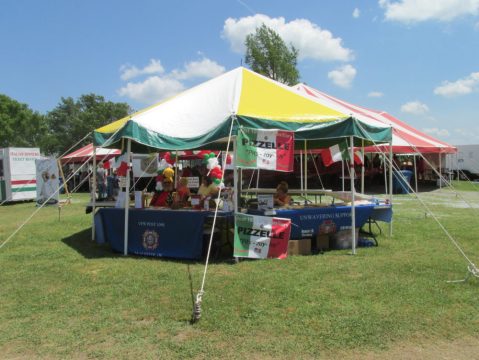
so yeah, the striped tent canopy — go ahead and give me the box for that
[61,143,121,164]
[294,83,456,154]
[94,67,392,152]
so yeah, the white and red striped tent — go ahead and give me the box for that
[61,143,121,164]
[294,84,456,154]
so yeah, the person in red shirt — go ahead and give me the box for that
[150,178,175,207]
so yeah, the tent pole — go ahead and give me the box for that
[349,136,356,255]
[439,152,442,189]
[361,140,365,194]
[175,152,179,189]
[413,154,418,193]
[123,139,131,256]
[300,150,303,197]
[304,140,308,198]
[341,159,345,192]
[256,169,260,189]
[233,136,239,213]
[383,154,388,195]
[91,144,97,241]
[388,143,393,238]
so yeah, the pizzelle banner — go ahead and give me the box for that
[234,213,291,259]
[236,127,294,172]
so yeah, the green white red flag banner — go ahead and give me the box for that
[236,127,294,172]
[234,213,291,259]
[321,142,363,167]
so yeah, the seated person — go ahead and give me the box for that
[197,176,218,199]
[274,181,292,207]
[177,177,191,205]
[149,177,175,207]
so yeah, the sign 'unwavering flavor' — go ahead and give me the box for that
[236,127,294,172]
[234,213,291,259]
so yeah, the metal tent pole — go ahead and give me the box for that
[300,150,304,197]
[233,136,239,213]
[361,140,365,194]
[413,154,418,193]
[439,152,442,189]
[388,143,393,238]
[349,136,356,255]
[91,145,97,241]
[341,159,345,192]
[304,140,308,196]
[123,139,131,256]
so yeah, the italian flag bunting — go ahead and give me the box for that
[236,127,294,172]
[234,213,291,259]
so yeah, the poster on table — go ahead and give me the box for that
[35,158,59,205]
[234,213,291,259]
[236,127,294,172]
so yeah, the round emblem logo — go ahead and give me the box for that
[142,230,159,250]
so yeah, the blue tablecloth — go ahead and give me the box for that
[95,208,233,259]
[248,204,388,239]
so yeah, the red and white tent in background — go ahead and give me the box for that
[61,143,121,164]
[294,84,456,154]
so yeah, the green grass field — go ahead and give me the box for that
[0,181,478,359]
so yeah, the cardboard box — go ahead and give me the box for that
[316,234,330,252]
[288,239,311,256]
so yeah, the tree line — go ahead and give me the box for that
[0,93,131,156]
[1,25,298,156]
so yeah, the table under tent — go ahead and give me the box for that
[91,67,393,259]
[294,84,457,193]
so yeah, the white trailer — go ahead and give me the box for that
[444,144,479,178]
[0,147,42,202]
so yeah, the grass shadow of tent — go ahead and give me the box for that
[61,228,122,259]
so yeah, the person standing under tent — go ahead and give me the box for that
[96,163,107,201]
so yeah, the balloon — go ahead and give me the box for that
[207,157,218,170]
[213,178,221,185]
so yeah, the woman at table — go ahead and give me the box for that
[198,176,218,199]
[274,181,292,207]
[177,177,191,205]
[150,177,175,207]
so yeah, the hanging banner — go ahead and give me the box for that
[35,158,59,205]
[236,127,294,172]
[234,213,291,259]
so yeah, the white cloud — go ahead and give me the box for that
[401,101,429,114]
[368,91,384,98]
[117,76,184,104]
[120,59,165,81]
[222,14,353,62]
[328,64,357,88]
[379,0,479,23]
[353,8,361,18]
[434,72,479,97]
[171,58,225,80]
[422,127,450,137]
[117,57,225,104]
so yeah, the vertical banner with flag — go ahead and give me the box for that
[234,213,291,259]
[236,127,294,172]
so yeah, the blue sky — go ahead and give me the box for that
[1,0,478,144]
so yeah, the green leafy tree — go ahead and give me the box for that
[43,94,132,156]
[245,24,300,85]
[0,94,47,148]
